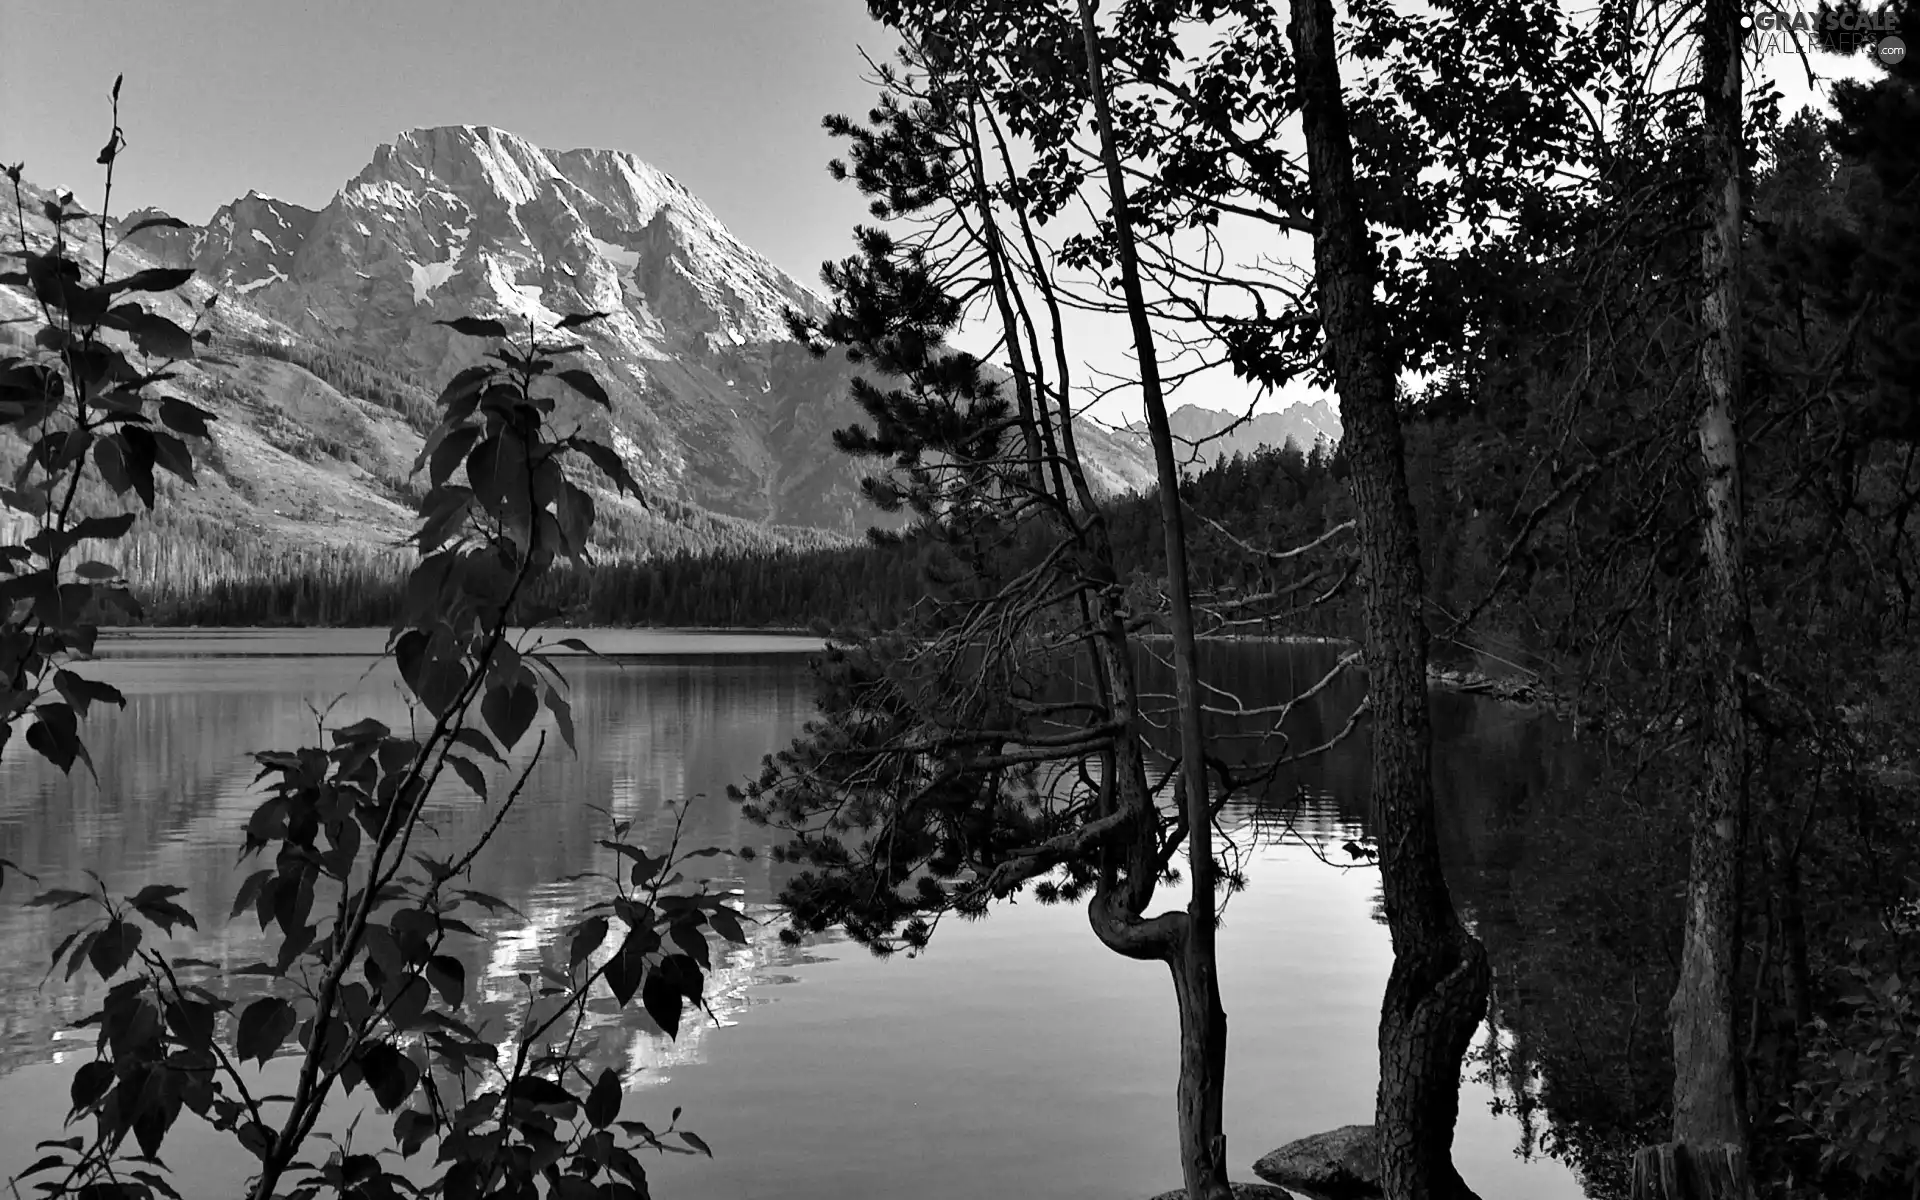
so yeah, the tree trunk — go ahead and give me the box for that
[1171,932,1232,1195]
[1286,0,1490,1197]
[1664,0,1755,1184]
[1772,836,1812,1032]
[1630,1143,1750,1200]
[1079,4,1230,1198]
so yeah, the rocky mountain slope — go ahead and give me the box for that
[93,125,1155,535]
[3,183,802,569]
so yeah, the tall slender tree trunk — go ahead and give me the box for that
[1767,828,1812,1032]
[1079,4,1230,1197]
[1634,0,1756,1195]
[1286,1,1490,1197]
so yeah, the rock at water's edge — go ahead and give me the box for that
[1149,1184,1298,1200]
[1251,1125,1382,1200]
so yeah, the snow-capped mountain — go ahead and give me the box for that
[110,124,1153,530]
[125,126,816,357]
[119,191,319,295]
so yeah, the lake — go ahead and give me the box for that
[0,630,1589,1199]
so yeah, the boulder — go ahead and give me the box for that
[1149,1184,1298,1200]
[1251,1125,1383,1200]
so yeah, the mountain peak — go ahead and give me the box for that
[9,137,1154,540]
[1143,401,1342,468]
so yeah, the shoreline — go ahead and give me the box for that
[92,622,824,637]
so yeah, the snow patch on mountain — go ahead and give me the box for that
[235,267,287,295]
[409,259,460,303]
[404,221,472,304]
[590,236,640,271]
[347,178,418,210]
[482,259,562,326]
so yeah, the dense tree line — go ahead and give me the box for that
[1391,49,1920,1198]
[82,435,1347,630]
[219,333,445,433]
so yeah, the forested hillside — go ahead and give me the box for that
[90,437,1346,630]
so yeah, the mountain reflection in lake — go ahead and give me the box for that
[0,631,1588,1200]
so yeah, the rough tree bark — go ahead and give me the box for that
[1079,4,1232,1198]
[1633,0,1756,1193]
[1285,0,1491,1197]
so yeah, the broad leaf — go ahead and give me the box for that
[128,884,197,934]
[585,1067,622,1129]
[109,267,195,295]
[570,916,609,970]
[447,753,488,800]
[121,215,191,237]
[26,703,89,775]
[706,905,748,944]
[70,512,136,544]
[642,967,683,1039]
[53,669,125,718]
[425,955,466,1009]
[124,312,196,360]
[544,688,576,753]
[570,437,641,498]
[236,997,297,1066]
[603,931,647,1009]
[28,888,94,910]
[158,397,215,439]
[436,316,510,340]
[357,1041,420,1111]
[481,681,538,751]
[68,1060,114,1115]
[556,368,610,408]
[453,888,522,918]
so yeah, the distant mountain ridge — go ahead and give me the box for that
[121,190,321,299]
[6,125,1158,561]
[1136,401,1342,470]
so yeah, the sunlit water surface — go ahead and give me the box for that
[0,629,1585,1199]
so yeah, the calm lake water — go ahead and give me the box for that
[0,630,1588,1199]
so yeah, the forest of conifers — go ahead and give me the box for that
[80,438,1346,634]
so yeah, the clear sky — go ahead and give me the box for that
[0,1,896,302]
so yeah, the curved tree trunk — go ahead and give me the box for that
[1079,3,1231,1197]
[1286,0,1490,1196]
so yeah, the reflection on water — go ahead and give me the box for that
[0,631,1589,1199]
[0,637,822,1085]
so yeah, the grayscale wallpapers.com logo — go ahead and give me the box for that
[1742,5,1907,65]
